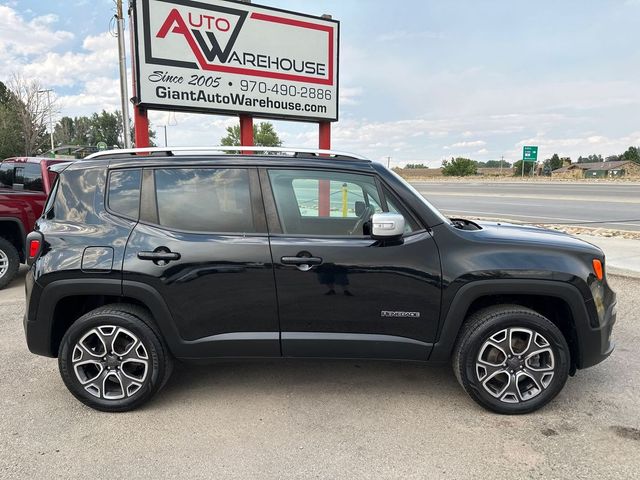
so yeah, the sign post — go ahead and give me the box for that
[522,145,538,177]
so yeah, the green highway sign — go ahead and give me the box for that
[523,145,538,162]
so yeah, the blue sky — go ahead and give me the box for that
[1,0,639,166]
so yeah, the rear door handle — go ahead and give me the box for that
[281,256,323,266]
[138,248,181,265]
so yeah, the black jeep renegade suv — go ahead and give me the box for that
[23,147,616,414]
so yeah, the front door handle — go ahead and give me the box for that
[281,255,323,271]
[281,256,323,265]
[138,247,181,266]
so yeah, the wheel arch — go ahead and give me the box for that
[31,279,180,357]
[0,217,26,260]
[430,279,590,370]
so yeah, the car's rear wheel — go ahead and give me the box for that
[453,305,570,414]
[58,304,172,412]
[0,237,20,289]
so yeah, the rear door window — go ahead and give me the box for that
[0,162,13,188]
[13,166,24,188]
[153,168,256,233]
[23,163,44,191]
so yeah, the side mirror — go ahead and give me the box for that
[371,213,405,239]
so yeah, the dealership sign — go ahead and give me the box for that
[132,0,339,121]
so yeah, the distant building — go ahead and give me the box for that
[552,160,640,178]
[51,145,99,159]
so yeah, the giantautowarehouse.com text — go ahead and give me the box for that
[155,86,328,114]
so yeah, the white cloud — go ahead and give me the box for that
[449,140,486,148]
[148,112,238,147]
[21,32,118,88]
[339,86,363,106]
[0,5,73,61]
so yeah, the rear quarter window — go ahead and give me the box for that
[53,168,105,223]
[107,169,142,219]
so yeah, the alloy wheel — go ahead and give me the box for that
[475,327,556,404]
[71,325,149,400]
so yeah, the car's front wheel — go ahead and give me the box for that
[58,304,172,412]
[453,305,570,414]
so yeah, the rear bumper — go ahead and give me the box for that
[577,297,616,369]
[23,267,54,357]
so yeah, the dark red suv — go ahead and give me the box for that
[0,157,63,288]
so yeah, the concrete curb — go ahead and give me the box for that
[605,267,640,280]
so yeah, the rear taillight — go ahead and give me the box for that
[29,239,41,258]
[26,231,44,266]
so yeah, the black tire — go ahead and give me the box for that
[58,304,173,412]
[453,305,570,414]
[0,237,20,289]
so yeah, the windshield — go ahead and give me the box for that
[387,168,452,226]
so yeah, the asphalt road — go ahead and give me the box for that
[411,181,640,231]
[1,268,639,479]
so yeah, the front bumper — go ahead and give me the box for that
[577,297,616,369]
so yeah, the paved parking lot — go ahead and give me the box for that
[1,269,639,479]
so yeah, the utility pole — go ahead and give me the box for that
[386,156,391,168]
[37,89,54,154]
[161,125,168,147]
[500,155,504,176]
[116,0,132,148]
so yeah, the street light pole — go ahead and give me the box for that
[116,0,132,148]
[37,89,54,154]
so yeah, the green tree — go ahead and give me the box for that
[492,160,510,168]
[220,121,282,147]
[89,110,121,147]
[542,153,564,174]
[621,146,640,164]
[53,116,76,145]
[6,74,52,155]
[577,154,603,163]
[442,157,477,176]
[478,159,511,168]
[513,160,535,176]
[53,111,155,149]
[0,81,23,159]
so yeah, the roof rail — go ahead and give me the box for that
[84,146,367,160]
